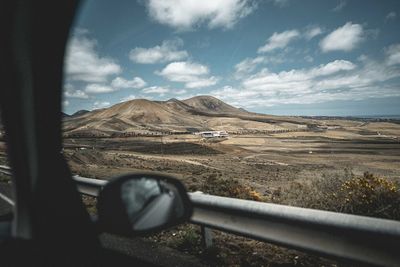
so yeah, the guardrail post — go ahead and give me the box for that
[201,226,213,248]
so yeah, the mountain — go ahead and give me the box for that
[83,99,201,125]
[63,96,309,137]
[61,112,70,118]
[183,95,245,115]
[71,110,90,117]
[63,98,204,135]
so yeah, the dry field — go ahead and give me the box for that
[63,121,400,197]
[59,122,400,266]
[1,120,400,266]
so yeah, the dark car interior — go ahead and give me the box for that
[0,1,189,265]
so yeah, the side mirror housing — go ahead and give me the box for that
[97,172,192,236]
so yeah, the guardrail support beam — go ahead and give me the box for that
[201,226,213,248]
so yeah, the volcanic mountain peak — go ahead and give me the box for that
[183,95,244,114]
[62,96,258,136]
[71,109,90,117]
[61,112,70,118]
[90,98,167,119]
[166,98,180,103]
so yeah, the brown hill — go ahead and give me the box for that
[88,99,204,125]
[183,95,245,115]
[63,96,311,137]
[63,98,205,135]
[71,109,90,118]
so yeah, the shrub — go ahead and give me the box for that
[333,172,400,219]
[276,170,400,220]
[174,227,201,252]
[81,195,97,215]
[154,225,202,255]
[201,174,264,201]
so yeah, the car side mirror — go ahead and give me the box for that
[97,173,193,236]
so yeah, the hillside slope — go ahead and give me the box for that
[183,95,246,115]
[63,96,311,137]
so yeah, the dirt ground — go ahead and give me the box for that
[1,121,399,266]
[61,123,400,266]
[62,126,400,196]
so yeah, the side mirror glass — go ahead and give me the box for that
[97,173,192,236]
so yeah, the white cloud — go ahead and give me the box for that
[120,94,137,102]
[320,22,364,52]
[145,0,256,30]
[158,61,208,78]
[305,26,323,40]
[129,39,188,64]
[111,76,147,89]
[63,100,69,107]
[174,89,187,95]
[253,26,322,56]
[385,11,396,22]
[216,56,400,108]
[235,56,266,75]
[385,43,400,66]
[186,78,219,88]
[92,101,111,110]
[156,61,218,88]
[64,83,89,99]
[85,84,115,94]
[258,30,300,53]
[234,54,288,78]
[142,86,170,95]
[310,60,356,76]
[241,60,356,94]
[65,90,89,99]
[332,0,346,12]
[65,33,121,82]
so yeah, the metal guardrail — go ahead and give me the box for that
[190,193,400,266]
[73,175,106,196]
[1,165,400,266]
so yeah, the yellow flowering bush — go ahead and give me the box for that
[276,170,400,220]
[200,174,264,201]
[333,172,400,219]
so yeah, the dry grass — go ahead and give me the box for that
[81,195,97,215]
[198,173,264,201]
[274,170,400,220]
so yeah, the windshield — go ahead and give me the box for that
[62,0,400,265]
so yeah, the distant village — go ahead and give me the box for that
[194,130,229,139]
[63,127,317,139]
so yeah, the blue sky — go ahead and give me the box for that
[63,0,400,116]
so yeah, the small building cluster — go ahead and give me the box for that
[195,130,229,138]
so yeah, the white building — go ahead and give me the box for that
[197,131,229,138]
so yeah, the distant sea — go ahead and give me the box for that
[351,115,400,120]
[299,114,400,122]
